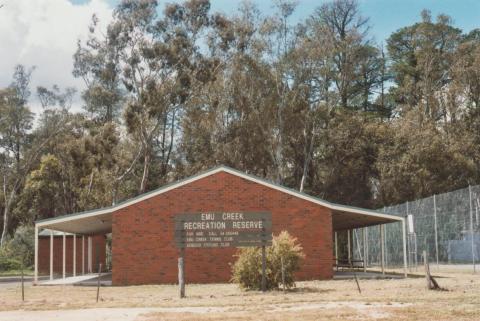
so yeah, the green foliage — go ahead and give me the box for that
[0,255,22,271]
[231,231,305,291]
[0,226,34,270]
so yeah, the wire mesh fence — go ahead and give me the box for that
[350,185,480,272]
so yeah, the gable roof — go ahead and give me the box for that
[35,165,402,230]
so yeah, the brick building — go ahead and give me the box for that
[34,166,407,285]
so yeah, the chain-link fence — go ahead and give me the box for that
[350,185,480,272]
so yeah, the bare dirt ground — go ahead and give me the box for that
[0,271,478,321]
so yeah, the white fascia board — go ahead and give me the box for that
[36,165,401,228]
[36,167,226,228]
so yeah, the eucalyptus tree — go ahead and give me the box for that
[0,67,70,246]
[76,0,215,194]
[310,0,372,109]
[387,10,462,119]
[180,1,277,177]
[260,0,299,184]
[0,66,35,246]
[452,29,480,111]
[73,14,124,124]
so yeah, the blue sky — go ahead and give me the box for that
[72,0,480,44]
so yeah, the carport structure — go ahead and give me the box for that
[34,166,408,285]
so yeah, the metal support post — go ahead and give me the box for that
[469,185,476,273]
[363,228,367,272]
[334,231,338,265]
[402,218,408,277]
[433,194,439,268]
[73,234,76,277]
[50,230,54,280]
[62,232,66,279]
[34,225,39,284]
[347,230,351,265]
[380,225,385,275]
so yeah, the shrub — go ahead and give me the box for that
[0,225,34,270]
[231,231,305,290]
[0,255,22,271]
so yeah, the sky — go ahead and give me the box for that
[1,0,479,115]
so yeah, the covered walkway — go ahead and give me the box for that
[39,273,112,286]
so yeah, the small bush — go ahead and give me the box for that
[8,226,35,266]
[231,231,305,290]
[0,255,22,271]
[0,225,34,271]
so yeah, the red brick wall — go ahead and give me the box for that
[38,235,106,276]
[112,171,333,285]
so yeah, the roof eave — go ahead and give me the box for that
[35,165,402,228]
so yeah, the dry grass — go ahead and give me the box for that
[1,271,479,320]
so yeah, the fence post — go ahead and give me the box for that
[402,217,408,277]
[469,185,476,273]
[406,201,410,270]
[21,263,25,301]
[96,263,102,302]
[178,248,185,298]
[261,245,266,292]
[433,194,439,269]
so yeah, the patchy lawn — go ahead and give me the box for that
[0,269,33,277]
[0,271,478,320]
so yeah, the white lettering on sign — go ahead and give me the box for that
[184,221,226,230]
[232,220,263,229]
[201,213,216,220]
[222,212,244,220]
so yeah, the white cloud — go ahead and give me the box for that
[0,0,113,115]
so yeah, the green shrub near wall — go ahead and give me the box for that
[231,231,305,290]
[0,225,34,272]
[0,255,22,271]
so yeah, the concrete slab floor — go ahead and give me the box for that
[38,273,112,286]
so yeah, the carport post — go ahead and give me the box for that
[365,227,369,267]
[380,225,385,275]
[88,236,92,273]
[334,232,338,265]
[50,230,54,280]
[347,230,351,265]
[402,218,408,277]
[34,225,38,284]
[363,228,367,273]
[62,232,66,279]
[82,235,85,275]
[73,234,76,277]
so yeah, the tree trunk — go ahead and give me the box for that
[139,151,150,194]
[1,206,10,247]
[1,190,16,248]
[299,125,315,193]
